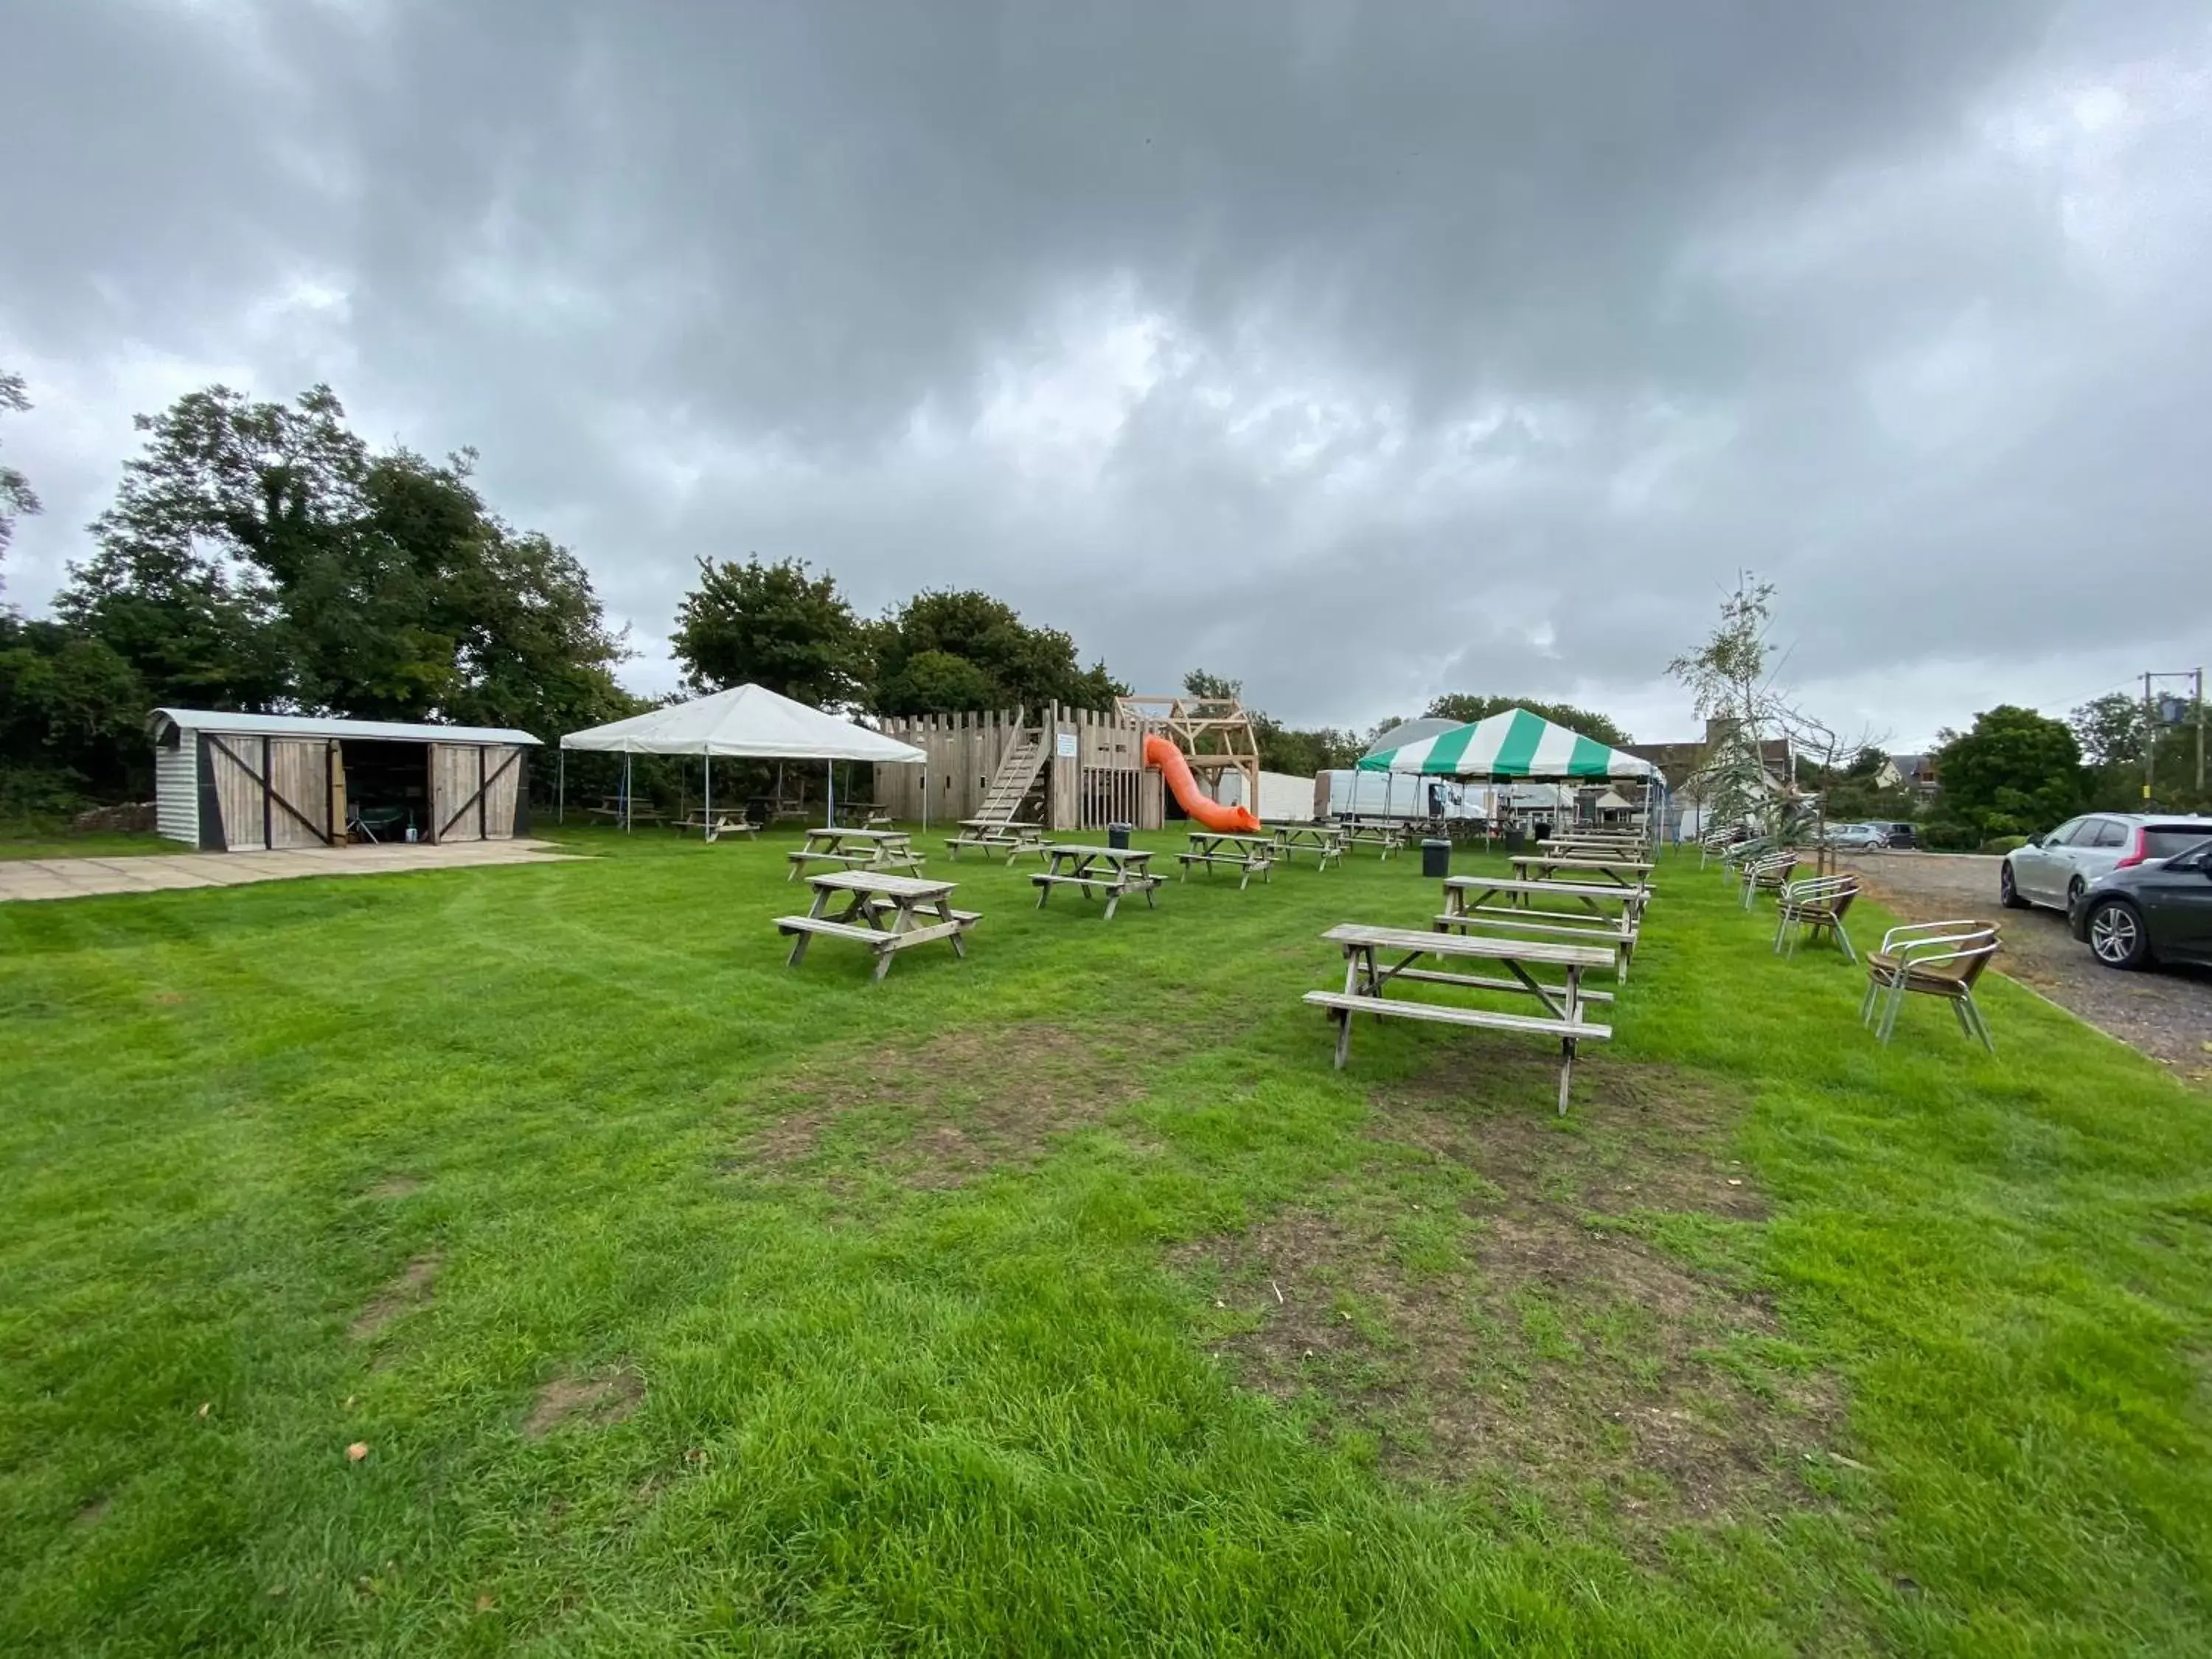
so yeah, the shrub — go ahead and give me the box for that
[1919,818,1982,852]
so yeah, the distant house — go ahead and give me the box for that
[1621,718,1795,793]
[1887,753,1939,796]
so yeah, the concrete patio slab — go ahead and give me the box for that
[0,840,583,903]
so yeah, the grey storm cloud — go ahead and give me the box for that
[6,0,2211,742]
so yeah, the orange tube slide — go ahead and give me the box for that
[1144,733,1263,832]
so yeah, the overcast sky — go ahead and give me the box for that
[5,1,2209,748]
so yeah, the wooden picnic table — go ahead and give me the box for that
[945,818,1048,863]
[1546,838,1649,863]
[1178,830,1275,889]
[586,795,664,826]
[776,870,978,982]
[1335,817,1406,858]
[786,826,925,882]
[1304,923,1615,1113]
[1270,824,1344,870]
[1509,853,1653,888]
[1032,844,1161,921]
[1436,876,1644,981]
[674,810,759,841]
[830,799,888,829]
[1444,874,1649,922]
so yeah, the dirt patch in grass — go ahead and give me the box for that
[731,1023,1159,1189]
[364,1175,421,1200]
[525,1370,642,1437]
[348,1256,437,1341]
[72,1497,110,1528]
[1384,1053,1771,1223]
[1176,1054,1843,1531]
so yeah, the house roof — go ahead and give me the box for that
[150,709,542,747]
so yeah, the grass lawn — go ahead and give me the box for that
[3,827,2208,1655]
[0,831,172,861]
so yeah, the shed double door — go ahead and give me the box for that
[429,744,526,843]
[203,736,341,851]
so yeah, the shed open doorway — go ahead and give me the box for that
[340,740,431,844]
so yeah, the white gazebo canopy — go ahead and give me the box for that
[560,684,924,762]
[557,684,923,828]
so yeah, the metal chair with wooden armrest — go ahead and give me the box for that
[1862,922,2000,1052]
[1773,874,1860,960]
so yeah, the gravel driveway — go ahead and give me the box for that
[1837,851,2212,1085]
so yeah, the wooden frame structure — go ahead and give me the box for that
[874,705,1164,832]
[1116,694,1261,819]
[874,691,1263,832]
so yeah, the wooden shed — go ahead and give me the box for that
[150,709,540,852]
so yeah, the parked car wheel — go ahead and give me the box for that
[1999,861,2026,910]
[2082,897,2152,970]
[2067,875,2087,911]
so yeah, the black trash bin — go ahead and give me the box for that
[1503,827,1526,852]
[1107,821,1132,851]
[1421,838,1450,879]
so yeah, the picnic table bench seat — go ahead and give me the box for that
[1312,922,1615,1112]
[1032,844,1161,920]
[1304,991,1611,1043]
[1432,908,1637,979]
[675,812,759,839]
[1177,832,1275,889]
[1175,849,1273,883]
[945,820,1046,863]
[776,869,977,982]
[1270,824,1343,869]
[785,827,924,880]
[587,801,665,824]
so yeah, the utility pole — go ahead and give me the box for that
[2143,672,2155,804]
[2138,669,2207,807]
[2197,667,2205,800]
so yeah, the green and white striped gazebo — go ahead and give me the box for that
[1357,707,1657,782]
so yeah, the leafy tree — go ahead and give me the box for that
[1252,719,1363,776]
[57,526,285,712]
[888,649,1001,713]
[1804,746,1913,825]
[1182,668,1241,702]
[1422,692,1631,748]
[874,590,1119,714]
[2070,693,2146,770]
[2070,689,2208,813]
[1930,706,2085,838]
[0,613,147,810]
[1665,575,1812,841]
[59,383,630,740]
[670,554,864,706]
[0,369,41,574]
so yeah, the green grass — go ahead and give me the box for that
[0,831,171,860]
[3,827,2208,1655]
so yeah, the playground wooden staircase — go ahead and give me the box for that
[976,730,1048,824]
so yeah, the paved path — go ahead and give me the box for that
[1840,850,2212,1085]
[0,840,581,903]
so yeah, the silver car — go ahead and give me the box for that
[2000,813,2212,913]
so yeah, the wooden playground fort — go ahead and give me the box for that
[874,695,1261,832]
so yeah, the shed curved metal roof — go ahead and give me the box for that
[149,709,542,746]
